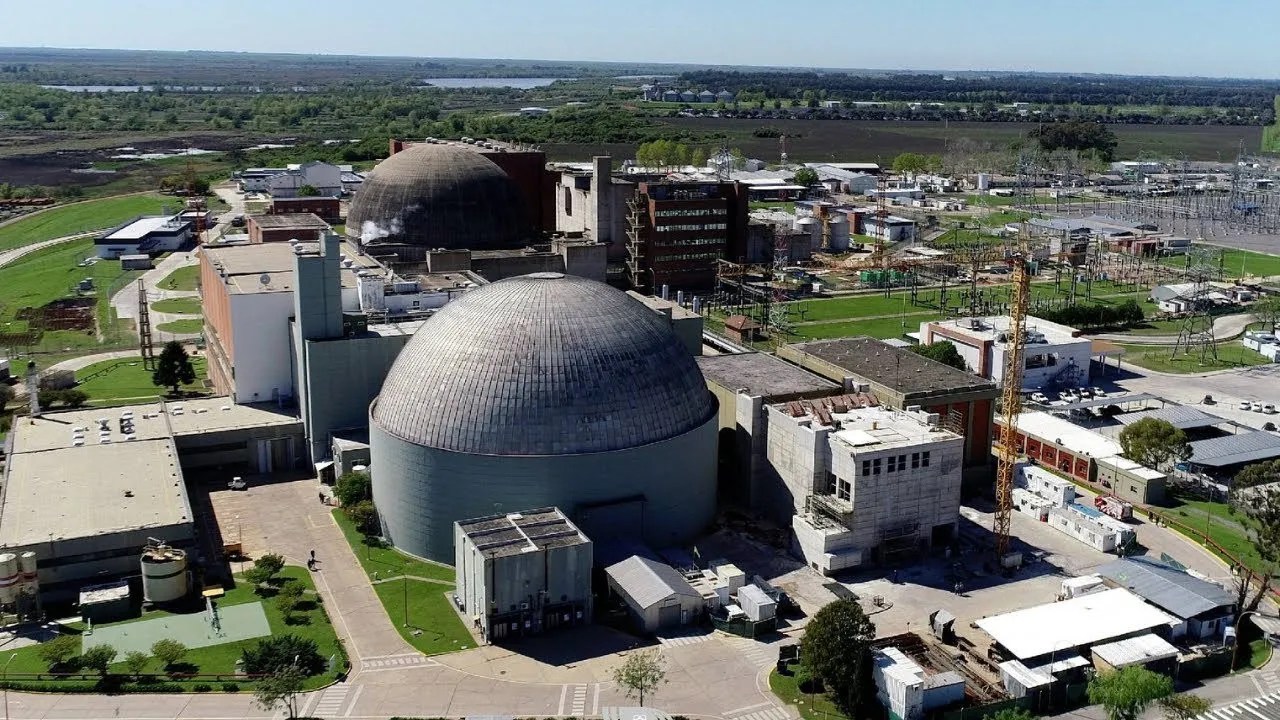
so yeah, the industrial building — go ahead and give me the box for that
[269,196,342,223]
[625,180,750,292]
[765,402,964,574]
[917,316,1094,390]
[1095,557,1235,642]
[779,338,999,476]
[995,411,1122,485]
[1186,430,1280,482]
[696,352,841,508]
[1094,456,1167,505]
[872,645,966,720]
[246,213,331,244]
[604,555,703,632]
[237,161,343,197]
[96,215,192,258]
[553,156,632,263]
[453,508,592,643]
[368,272,719,562]
[0,398,303,601]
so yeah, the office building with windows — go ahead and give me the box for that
[625,181,749,292]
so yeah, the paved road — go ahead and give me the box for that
[0,232,94,270]
[1090,313,1256,345]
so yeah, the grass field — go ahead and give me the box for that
[1118,342,1270,373]
[3,566,342,691]
[156,319,203,334]
[1159,492,1262,573]
[158,265,200,291]
[372,579,474,656]
[790,315,938,341]
[1263,96,1280,153]
[1160,248,1280,280]
[0,194,173,252]
[0,239,137,351]
[151,297,201,314]
[331,510,454,583]
[769,667,850,720]
[75,357,208,404]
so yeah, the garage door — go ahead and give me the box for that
[658,603,682,628]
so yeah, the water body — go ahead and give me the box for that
[420,77,566,89]
[110,148,219,161]
[42,85,225,92]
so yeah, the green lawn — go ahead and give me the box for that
[791,315,939,341]
[158,265,200,292]
[331,510,454,583]
[1159,493,1262,571]
[151,297,202,314]
[156,319,204,334]
[749,201,796,213]
[0,194,174,252]
[769,667,851,720]
[3,566,343,691]
[75,357,208,404]
[1161,248,1280,280]
[0,239,138,352]
[372,579,474,656]
[1117,342,1270,374]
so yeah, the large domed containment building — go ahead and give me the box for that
[369,272,719,562]
[346,142,531,257]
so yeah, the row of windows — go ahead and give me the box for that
[656,237,723,247]
[861,451,931,476]
[655,223,728,232]
[658,251,722,263]
[654,207,727,218]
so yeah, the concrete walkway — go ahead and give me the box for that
[1090,312,1256,345]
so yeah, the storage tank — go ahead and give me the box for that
[827,215,850,252]
[141,545,189,603]
[796,216,820,246]
[18,552,37,594]
[0,553,19,603]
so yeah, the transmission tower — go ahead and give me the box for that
[767,226,792,334]
[1169,246,1223,365]
[138,279,156,369]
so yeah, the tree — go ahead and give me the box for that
[38,635,80,670]
[799,598,876,714]
[911,341,968,371]
[793,167,819,187]
[891,152,930,175]
[1253,296,1280,332]
[122,651,149,679]
[254,665,306,719]
[1028,120,1119,161]
[276,581,305,623]
[245,552,287,590]
[151,639,188,670]
[612,649,667,706]
[347,500,379,536]
[690,147,708,168]
[985,709,1036,720]
[241,634,325,676]
[1233,482,1280,666]
[335,471,372,507]
[151,341,196,395]
[1233,459,1280,495]
[81,644,117,676]
[1159,694,1211,720]
[296,184,321,197]
[1118,418,1191,470]
[1087,666,1173,720]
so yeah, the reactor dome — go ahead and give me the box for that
[369,272,720,561]
[346,143,529,251]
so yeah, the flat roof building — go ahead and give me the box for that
[779,337,999,474]
[96,215,192,259]
[454,507,592,643]
[246,213,330,244]
[977,588,1176,662]
[918,315,1093,391]
[996,411,1123,485]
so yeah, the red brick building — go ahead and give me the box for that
[269,197,341,223]
[246,213,330,244]
[625,181,750,292]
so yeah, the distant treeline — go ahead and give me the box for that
[678,71,1277,112]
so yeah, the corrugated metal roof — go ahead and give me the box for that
[1189,430,1280,467]
[605,556,699,610]
[1090,633,1179,668]
[1095,557,1233,619]
[1116,405,1225,430]
[1195,692,1280,720]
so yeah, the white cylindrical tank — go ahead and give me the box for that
[0,553,19,603]
[141,545,189,604]
[827,215,850,252]
[18,552,37,594]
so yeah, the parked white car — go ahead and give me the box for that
[1030,392,1049,404]
[1253,402,1265,413]
[1241,400,1253,411]
[1265,404,1277,415]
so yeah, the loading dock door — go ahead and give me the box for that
[658,602,681,628]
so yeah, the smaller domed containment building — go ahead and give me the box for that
[369,272,719,561]
[346,143,531,256]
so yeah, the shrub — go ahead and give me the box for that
[347,500,379,535]
[80,644,117,676]
[193,683,212,693]
[334,471,371,507]
[151,639,188,669]
[241,634,325,676]
[222,682,241,692]
[38,635,80,670]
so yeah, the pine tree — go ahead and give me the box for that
[151,341,196,395]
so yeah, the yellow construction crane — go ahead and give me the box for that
[992,230,1032,564]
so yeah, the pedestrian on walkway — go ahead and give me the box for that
[310,549,316,561]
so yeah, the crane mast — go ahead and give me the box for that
[993,235,1031,562]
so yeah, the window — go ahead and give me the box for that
[836,479,851,501]
[911,452,920,469]
[899,454,907,470]
[887,456,898,473]
[862,460,871,476]
[873,458,882,475]
[921,452,930,467]
[563,186,572,216]
[1130,485,1138,494]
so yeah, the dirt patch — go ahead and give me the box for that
[16,297,96,331]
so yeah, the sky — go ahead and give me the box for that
[2,0,1277,79]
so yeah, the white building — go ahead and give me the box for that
[979,587,1175,664]
[604,555,702,632]
[238,161,343,197]
[95,216,192,258]
[918,315,1093,390]
[863,215,917,242]
[765,400,964,574]
[872,647,966,720]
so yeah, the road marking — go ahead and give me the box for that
[344,684,365,717]
[570,683,589,715]
[311,682,352,718]
[558,683,569,716]
[724,701,774,716]
[732,707,790,720]
[592,683,602,715]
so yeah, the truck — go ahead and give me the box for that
[1094,495,1133,521]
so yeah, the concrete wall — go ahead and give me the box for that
[762,406,832,523]
[455,532,593,637]
[22,522,196,602]
[371,413,719,562]
[227,291,296,404]
[298,333,411,461]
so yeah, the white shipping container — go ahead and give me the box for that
[737,584,777,622]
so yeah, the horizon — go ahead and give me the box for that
[3,0,1278,80]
